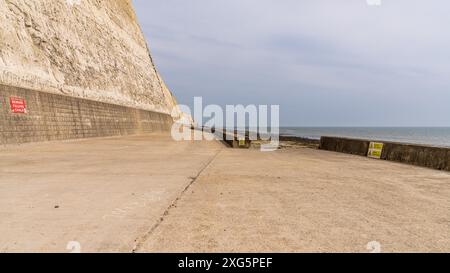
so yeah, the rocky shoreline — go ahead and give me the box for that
[278,135,320,149]
[251,135,320,149]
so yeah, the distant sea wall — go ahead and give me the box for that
[0,84,172,145]
[320,136,450,171]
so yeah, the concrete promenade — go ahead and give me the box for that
[0,133,449,252]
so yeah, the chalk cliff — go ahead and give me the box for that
[0,0,177,114]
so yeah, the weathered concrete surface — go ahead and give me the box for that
[320,136,450,171]
[0,0,176,114]
[0,133,224,252]
[320,136,370,157]
[382,142,450,171]
[0,84,173,145]
[139,147,450,253]
[0,135,449,253]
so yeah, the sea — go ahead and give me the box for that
[279,127,450,148]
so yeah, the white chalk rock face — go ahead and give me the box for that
[0,0,177,114]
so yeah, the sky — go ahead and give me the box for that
[133,0,450,127]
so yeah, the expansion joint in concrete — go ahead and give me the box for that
[131,148,223,253]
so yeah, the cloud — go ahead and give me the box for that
[133,0,450,126]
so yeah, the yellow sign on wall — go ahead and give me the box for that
[368,142,384,159]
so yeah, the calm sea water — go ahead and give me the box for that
[279,127,450,148]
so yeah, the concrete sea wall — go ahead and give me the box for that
[320,136,450,171]
[0,84,172,145]
[0,0,180,144]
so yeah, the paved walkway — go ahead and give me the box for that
[0,134,449,252]
[0,134,223,252]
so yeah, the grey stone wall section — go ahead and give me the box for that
[320,136,450,171]
[0,84,173,145]
[381,143,450,171]
[319,136,370,157]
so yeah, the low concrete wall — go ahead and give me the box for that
[381,142,449,171]
[320,136,450,171]
[0,84,173,145]
[215,129,252,149]
[319,136,370,156]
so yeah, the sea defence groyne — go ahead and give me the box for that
[320,136,450,171]
[0,0,178,145]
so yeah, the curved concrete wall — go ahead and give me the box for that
[0,0,180,144]
[0,84,173,145]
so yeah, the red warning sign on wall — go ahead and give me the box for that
[9,97,27,113]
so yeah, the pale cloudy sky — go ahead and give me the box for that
[133,0,450,126]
